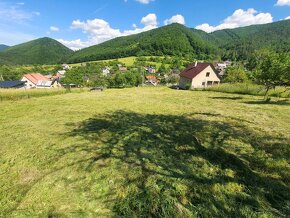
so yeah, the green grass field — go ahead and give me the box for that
[0,87,289,217]
[0,88,86,101]
[207,83,290,98]
[70,56,173,68]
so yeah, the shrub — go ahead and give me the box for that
[206,83,290,98]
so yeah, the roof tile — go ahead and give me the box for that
[180,63,214,79]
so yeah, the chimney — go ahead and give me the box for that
[194,61,198,67]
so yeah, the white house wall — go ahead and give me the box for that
[191,66,220,88]
[21,77,36,89]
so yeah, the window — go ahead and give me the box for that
[202,82,205,86]
[206,72,210,77]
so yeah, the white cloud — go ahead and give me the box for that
[141,13,157,26]
[59,13,158,50]
[33,11,40,16]
[57,39,92,51]
[196,8,273,33]
[285,16,290,20]
[276,0,290,6]
[136,0,154,4]
[164,14,185,25]
[50,26,59,32]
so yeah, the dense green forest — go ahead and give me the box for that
[0,38,73,65]
[0,20,290,65]
[67,20,290,63]
[67,24,219,63]
[210,20,290,60]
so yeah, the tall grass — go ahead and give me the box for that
[206,83,290,98]
[0,88,86,101]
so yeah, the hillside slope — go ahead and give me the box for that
[1,20,289,65]
[0,38,73,65]
[68,20,290,63]
[210,20,290,59]
[68,24,219,63]
[0,44,9,52]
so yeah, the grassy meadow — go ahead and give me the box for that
[70,56,175,68]
[207,83,290,98]
[0,87,289,217]
[0,88,86,101]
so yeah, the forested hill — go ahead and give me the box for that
[210,19,290,60]
[68,20,290,63]
[0,20,289,65]
[67,24,219,63]
[0,38,73,65]
[0,45,9,52]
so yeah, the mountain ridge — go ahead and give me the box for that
[67,20,290,63]
[0,20,289,65]
[0,37,73,65]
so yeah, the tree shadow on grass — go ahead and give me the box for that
[210,96,244,100]
[243,99,290,106]
[59,111,289,217]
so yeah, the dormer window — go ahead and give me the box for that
[206,72,210,77]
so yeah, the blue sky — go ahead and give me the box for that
[0,0,289,49]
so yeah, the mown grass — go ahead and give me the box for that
[206,83,290,98]
[0,87,289,217]
[0,88,86,101]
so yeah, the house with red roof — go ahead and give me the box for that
[145,75,159,86]
[179,62,220,89]
[21,73,61,89]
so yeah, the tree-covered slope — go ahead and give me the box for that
[1,20,289,65]
[210,20,290,60]
[68,24,219,63]
[68,20,290,63]
[0,37,73,65]
[0,44,9,52]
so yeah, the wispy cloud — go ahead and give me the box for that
[50,26,60,32]
[0,1,40,24]
[276,0,290,6]
[136,0,154,4]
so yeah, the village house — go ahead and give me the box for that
[57,70,66,78]
[117,64,127,72]
[102,66,110,76]
[62,64,71,70]
[144,66,156,74]
[21,73,61,89]
[36,78,61,89]
[179,62,220,89]
[146,75,159,86]
[214,61,232,78]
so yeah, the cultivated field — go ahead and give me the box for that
[0,87,289,217]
